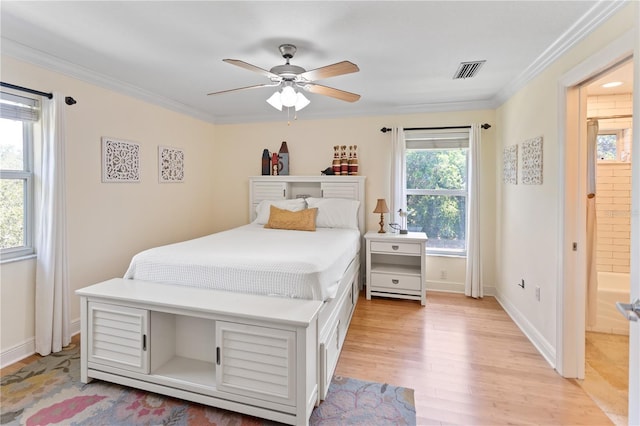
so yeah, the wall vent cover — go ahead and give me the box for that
[453,60,486,79]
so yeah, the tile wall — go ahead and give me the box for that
[587,93,633,274]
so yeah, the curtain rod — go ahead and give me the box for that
[1,82,77,105]
[380,123,491,133]
[587,114,632,120]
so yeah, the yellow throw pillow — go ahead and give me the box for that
[265,206,318,231]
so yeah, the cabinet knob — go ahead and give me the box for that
[392,245,399,250]
[392,279,399,285]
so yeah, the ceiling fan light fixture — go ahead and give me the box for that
[266,91,283,111]
[280,86,297,107]
[294,92,310,111]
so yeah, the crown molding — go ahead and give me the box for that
[1,38,218,124]
[492,0,629,107]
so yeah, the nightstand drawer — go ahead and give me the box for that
[370,241,421,255]
[370,273,422,291]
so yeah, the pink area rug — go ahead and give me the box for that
[1,341,415,425]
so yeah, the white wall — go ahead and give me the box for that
[494,4,635,364]
[0,56,218,364]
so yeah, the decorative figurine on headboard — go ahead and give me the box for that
[349,145,358,175]
[271,152,279,175]
[261,149,270,175]
[332,145,341,175]
[278,141,289,175]
[340,145,348,175]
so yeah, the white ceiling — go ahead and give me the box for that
[0,1,628,124]
[586,60,634,96]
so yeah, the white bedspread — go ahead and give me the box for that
[123,224,361,301]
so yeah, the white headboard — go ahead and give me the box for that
[248,175,366,235]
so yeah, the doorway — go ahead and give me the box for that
[557,27,638,426]
[579,60,633,426]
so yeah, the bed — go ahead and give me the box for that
[77,175,366,426]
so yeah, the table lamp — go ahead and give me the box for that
[373,199,389,233]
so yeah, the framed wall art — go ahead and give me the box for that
[158,145,185,183]
[522,136,543,185]
[101,137,140,183]
[502,145,518,185]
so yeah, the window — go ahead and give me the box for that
[0,91,38,260]
[597,129,631,162]
[404,129,469,256]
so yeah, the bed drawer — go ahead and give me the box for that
[370,241,421,255]
[321,321,341,399]
[338,288,354,339]
[370,272,422,292]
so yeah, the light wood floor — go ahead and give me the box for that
[579,331,629,426]
[335,292,613,425]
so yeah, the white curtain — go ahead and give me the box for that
[465,124,483,298]
[586,119,599,327]
[390,127,406,225]
[35,93,70,356]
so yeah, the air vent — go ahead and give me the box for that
[453,60,486,79]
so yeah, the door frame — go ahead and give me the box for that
[556,24,639,424]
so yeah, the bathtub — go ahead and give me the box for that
[588,271,630,335]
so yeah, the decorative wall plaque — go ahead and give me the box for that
[522,136,543,185]
[158,146,184,183]
[101,137,140,183]
[502,145,518,185]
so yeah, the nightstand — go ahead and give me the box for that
[365,231,427,306]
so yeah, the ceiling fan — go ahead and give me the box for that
[207,44,360,111]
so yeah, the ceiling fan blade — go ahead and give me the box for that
[223,59,280,80]
[207,83,279,96]
[298,61,359,81]
[301,83,361,102]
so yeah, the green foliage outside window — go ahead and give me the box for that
[596,134,617,160]
[0,178,25,249]
[0,118,27,251]
[406,149,467,251]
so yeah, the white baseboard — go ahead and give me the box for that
[494,292,556,369]
[0,318,81,369]
[426,280,496,297]
[427,279,465,293]
[0,338,35,369]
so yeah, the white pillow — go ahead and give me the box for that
[253,198,306,225]
[305,197,360,229]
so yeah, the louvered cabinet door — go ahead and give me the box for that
[215,321,296,407]
[250,181,290,221]
[320,181,359,199]
[88,302,149,374]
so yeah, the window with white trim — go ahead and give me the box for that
[597,129,631,162]
[405,129,469,256]
[0,91,38,260]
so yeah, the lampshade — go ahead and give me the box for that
[373,198,389,214]
[280,86,297,107]
[266,86,310,112]
[294,92,310,110]
[266,91,283,111]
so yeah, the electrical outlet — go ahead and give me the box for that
[535,286,541,301]
[440,270,447,280]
